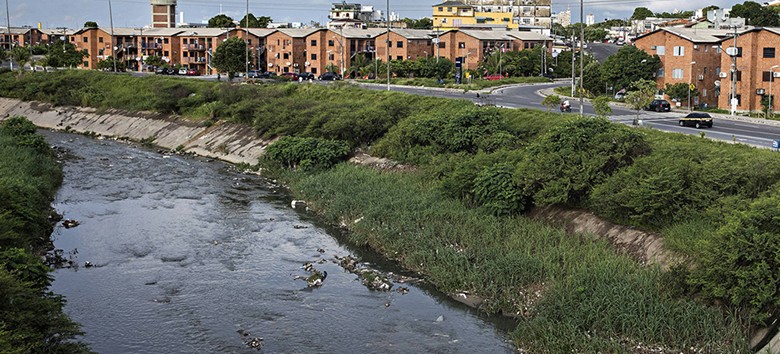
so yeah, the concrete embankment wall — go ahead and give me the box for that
[0,98,269,165]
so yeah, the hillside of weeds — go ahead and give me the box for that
[3,70,779,352]
[0,116,90,352]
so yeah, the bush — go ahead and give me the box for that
[690,190,780,325]
[472,162,527,215]
[517,117,650,206]
[263,136,351,170]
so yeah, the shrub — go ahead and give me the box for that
[517,117,650,206]
[690,190,780,325]
[472,162,527,215]
[263,136,350,170]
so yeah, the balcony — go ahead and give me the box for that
[187,44,206,51]
[143,43,161,49]
[185,57,207,63]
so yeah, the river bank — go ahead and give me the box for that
[0,96,757,352]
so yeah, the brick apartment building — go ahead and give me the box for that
[716,27,780,112]
[1,27,45,50]
[635,28,731,109]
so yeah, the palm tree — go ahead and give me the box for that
[10,46,31,69]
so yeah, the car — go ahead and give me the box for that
[678,112,713,129]
[155,67,167,75]
[258,71,276,78]
[483,74,504,80]
[186,68,198,76]
[318,72,341,81]
[165,68,177,75]
[178,68,188,75]
[281,72,299,80]
[298,72,315,80]
[646,99,671,112]
[247,70,262,78]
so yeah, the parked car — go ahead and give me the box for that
[247,70,262,78]
[679,112,713,129]
[646,99,671,112]
[165,68,177,75]
[281,72,299,80]
[155,67,167,75]
[483,74,504,80]
[186,68,198,76]
[178,68,188,75]
[298,72,315,80]
[258,71,276,78]
[318,72,341,81]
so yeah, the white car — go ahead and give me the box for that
[178,68,187,75]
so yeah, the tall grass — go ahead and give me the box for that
[288,164,748,353]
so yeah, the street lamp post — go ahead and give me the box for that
[386,0,390,91]
[689,61,696,112]
[108,0,117,72]
[5,0,11,70]
[245,0,249,78]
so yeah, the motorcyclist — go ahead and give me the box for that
[560,99,571,112]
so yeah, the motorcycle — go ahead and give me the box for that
[559,102,572,112]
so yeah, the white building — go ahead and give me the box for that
[553,8,571,26]
[586,13,595,26]
[464,0,552,28]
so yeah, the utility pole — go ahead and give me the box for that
[579,1,584,116]
[5,0,11,70]
[729,25,738,116]
[386,0,390,91]
[109,0,116,72]
[435,26,440,63]
[135,27,144,72]
[339,25,345,78]
[245,0,249,78]
[571,31,575,96]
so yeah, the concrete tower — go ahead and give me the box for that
[151,0,177,28]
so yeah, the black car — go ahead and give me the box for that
[678,112,713,128]
[155,67,166,75]
[318,72,341,81]
[257,71,276,79]
[247,70,262,78]
[164,68,178,75]
[298,72,315,80]
[646,99,671,112]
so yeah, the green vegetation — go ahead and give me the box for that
[5,70,780,352]
[0,116,89,353]
[213,37,252,80]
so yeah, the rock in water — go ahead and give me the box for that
[436,315,444,322]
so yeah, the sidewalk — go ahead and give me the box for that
[536,87,780,127]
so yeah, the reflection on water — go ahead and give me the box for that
[46,131,515,353]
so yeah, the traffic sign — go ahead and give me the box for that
[689,83,696,91]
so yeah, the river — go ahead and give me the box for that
[46,130,516,353]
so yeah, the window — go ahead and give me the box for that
[164,38,169,44]
[447,7,452,12]
[388,41,392,48]
[657,68,664,77]
[311,40,317,46]
[440,42,446,49]
[672,68,683,79]
[524,43,530,49]
[183,52,188,57]
[83,61,88,67]
[458,42,465,48]
[656,45,665,55]
[83,36,88,42]
[328,54,334,60]
[396,55,403,60]
[311,53,317,60]
[763,71,772,82]
[283,53,289,59]
[328,40,334,46]
[98,37,103,43]
[702,89,707,97]
[764,47,776,58]
[312,68,317,74]
[438,6,443,11]
[736,71,742,81]
[673,46,684,56]
[163,51,169,57]
[396,41,403,48]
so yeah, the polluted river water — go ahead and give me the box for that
[46,130,517,353]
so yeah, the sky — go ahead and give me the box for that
[8,0,743,30]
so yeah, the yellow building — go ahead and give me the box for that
[433,0,517,30]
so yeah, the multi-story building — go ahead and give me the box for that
[469,0,551,28]
[265,29,320,75]
[327,2,382,28]
[635,27,732,109]
[150,0,177,28]
[716,27,780,112]
[1,27,44,50]
[433,1,519,30]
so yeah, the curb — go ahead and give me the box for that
[357,80,556,95]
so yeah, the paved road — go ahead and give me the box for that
[360,81,780,148]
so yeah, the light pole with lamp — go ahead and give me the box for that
[770,65,779,117]
[245,0,250,78]
[108,0,117,72]
[5,0,11,70]
[688,61,696,112]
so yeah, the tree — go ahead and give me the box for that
[144,55,165,68]
[631,7,654,20]
[212,37,250,80]
[83,21,98,28]
[591,96,612,117]
[581,61,604,95]
[654,11,694,19]
[542,94,561,112]
[625,79,657,124]
[208,14,235,28]
[96,56,126,71]
[44,40,87,68]
[403,17,433,29]
[238,13,272,28]
[584,27,608,42]
[664,82,697,106]
[599,45,660,94]
[731,1,780,26]
[702,5,720,15]
[9,46,31,68]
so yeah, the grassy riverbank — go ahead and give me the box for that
[3,70,779,352]
[0,116,89,353]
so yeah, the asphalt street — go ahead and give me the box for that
[360,81,780,149]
